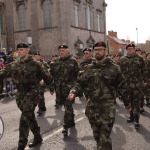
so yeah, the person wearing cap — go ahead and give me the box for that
[0,42,53,150]
[68,41,131,150]
[32,51,51,115]
[144,52,150,106]
[135,48,142,56]
[49,54,60,108]
[50,44,79,136]
[78,48,93,100]
[119,43,148,129]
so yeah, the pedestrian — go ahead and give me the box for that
[68,41,131,150]
[50,44,79,136]
[32,51,52,115]
[119,43,148,129]
[0,43,53,150]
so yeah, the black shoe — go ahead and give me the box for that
[28,136,43,147]
[17,146,25,150]
[134,122,140,129]
[127,117,134,123]
[54,104,59,109]
[67,122,75,128]
[140,108,145,113]
[62,128,68,137]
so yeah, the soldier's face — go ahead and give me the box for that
[17,48,29,60]
[83,51,92,60]
[59,49,69,58]
[146,54,150,60]
[126,47,135,55]
[136,51,142,56]
[33,55,41,61]
[94,46,106,61]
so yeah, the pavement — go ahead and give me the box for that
[25,99,150,150]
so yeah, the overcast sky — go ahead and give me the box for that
[105,0,150,43]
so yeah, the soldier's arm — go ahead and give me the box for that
[38,63,54,92]
[115,66,131,109]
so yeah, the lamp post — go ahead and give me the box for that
[136,28,138,46]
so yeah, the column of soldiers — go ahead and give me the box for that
[1,41,149,150]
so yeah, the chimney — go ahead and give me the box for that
[108,30,117,38]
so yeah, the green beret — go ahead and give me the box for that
[93,41,107,49]
[17,43,29,49]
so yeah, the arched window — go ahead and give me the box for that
[43,0,51,28]
[17,4,26,31]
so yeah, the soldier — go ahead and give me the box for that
[119,43,148,129]
[49,54,60,108]
[68,41,131,150]
[79,48,93,100]
[145,52,150,106]
[0,43,53,150]
[50,44,79,136]
[135,48,145,113]
[32,51,51,115]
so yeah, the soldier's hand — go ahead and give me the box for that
[126,107,132,114]
[67,92,75,101]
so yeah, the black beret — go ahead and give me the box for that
[126,43,135,49]
[83,48,92,53]
[58,44,69,50]
[17,43,29,49]
[34,52,40,55]
[135,48,141,52]
[93,41,107,49]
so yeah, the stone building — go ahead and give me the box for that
[0,0,107,61]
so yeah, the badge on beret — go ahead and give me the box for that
[83,48,92,53]
[58,44,69,50]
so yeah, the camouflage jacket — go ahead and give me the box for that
[71,58,130,108]
[50,55,79,96]
[119,53,148,89]
[79,58,93,71]
[2,56,53,92]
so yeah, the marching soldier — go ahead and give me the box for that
[0,43,53,150]
[119,44,148,129]
[50,44,79,136]
[68,41,131,150]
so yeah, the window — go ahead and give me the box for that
[97,14,101,32]
[87,5,91,30]
[91,11,94,30]
[17,4,26,31]
[74,5,79,27]
[43,0,51,28]
[0,5,3,33]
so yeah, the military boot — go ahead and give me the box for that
[62,125,68,137]
[127,111,134,123]
[28,134,43,147]
[134,115,140,129]
[17,145,25,150]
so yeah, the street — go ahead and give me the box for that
[0,92,150,150]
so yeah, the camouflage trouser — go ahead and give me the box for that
[63,98,74,128]
[38,91,46,110]
[16,90,40,147]
[129,89,142,117]
[90,123,113,150]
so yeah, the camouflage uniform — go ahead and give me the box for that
[50,55,79,129]
[79,58,93,99]
[37,59,50,112]
[144,57,150,104]
[71,58,130,150]
[119,53,148,126]
[1,56,53,148]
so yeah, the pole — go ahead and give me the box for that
[136,28,138,46]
